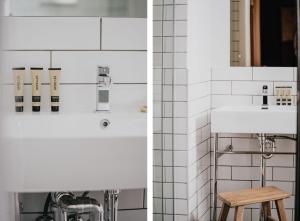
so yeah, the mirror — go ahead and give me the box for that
[2,0,147,17]
[230,0,297,67]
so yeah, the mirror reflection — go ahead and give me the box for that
[230,0,297,67]
[3,0,147,17]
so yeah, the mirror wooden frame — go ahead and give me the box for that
[295,0,300,220]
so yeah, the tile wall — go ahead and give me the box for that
[153,0,212,220]
[1,17,147,221]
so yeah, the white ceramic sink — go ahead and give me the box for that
[0,113,146,192]
[211,106,296,134]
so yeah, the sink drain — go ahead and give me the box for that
[100,119,110,129]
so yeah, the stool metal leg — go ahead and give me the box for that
[213,133,219,221]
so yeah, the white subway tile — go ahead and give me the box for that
[3,17,100,50]
[102,18,146,50]
[232,81,273,95]
[212,95,252,108]
[218,154,252,166]
[253,67,294,81]
[52,51,146,84]
[2,84,146,113]
[118,209,146,221]
[1,51,50,84]
[212,67,252,81]
[212,81,231,95]
[273,168,295,181]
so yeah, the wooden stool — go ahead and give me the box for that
[218,186,291,221]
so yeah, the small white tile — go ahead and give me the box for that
[174,85,187,101]
[174,21,187,36]
[175,5,187,20]
[153,21,163,36]
[253,67,294,81]
[164,5,174,20]
[163,21,174,36]
[102,18,146,50]
[174,37,187,52]
[153,5,163,20]
[175,199,188,215]
[174,167,187,183]
[3,17,100,50]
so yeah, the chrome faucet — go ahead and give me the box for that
[262,85,268,109]
[96,67,111,112]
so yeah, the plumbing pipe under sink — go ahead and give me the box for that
[52,192,104,221]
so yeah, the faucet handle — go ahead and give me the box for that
[98,66,110,76]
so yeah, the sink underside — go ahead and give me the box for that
[211,106,296,134]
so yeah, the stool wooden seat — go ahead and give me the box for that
[218,186,290,221]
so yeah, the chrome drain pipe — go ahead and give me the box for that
[104,190,119,221]
[52,192,104,221]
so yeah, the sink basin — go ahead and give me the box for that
[0,113,146,192]
[211,106,296,134]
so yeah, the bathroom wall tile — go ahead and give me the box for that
[174,167,188,183]
[163,21,174,36]
[174,37,187,52]
[3,84,146,113]
[118,209,147,221]
[153,5,163,20]
[175,199,188,215]
[174,102,188,117]
[174,118,188,134]
[212,95,252,108]
[217,180,251,193]
[175,5,187,20]
[232,81,273,95]
[164,5,174,20]
[212,67,252,81]
[253,67,294,81]
[218,154,252,167]
[174,21,187,36]
[174,85,187,101]
[3,17,100,50]
[174,69,187,85]
[211,81,231,95]
[102,18,146,50]
[52,51,146,84]
[153,21,163,36]
[188,96,210,117]
[232,167,272,181]
[1,51,50,84]
[188,81,210,101]
[153,37,163,52]
[273,168,295,181]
